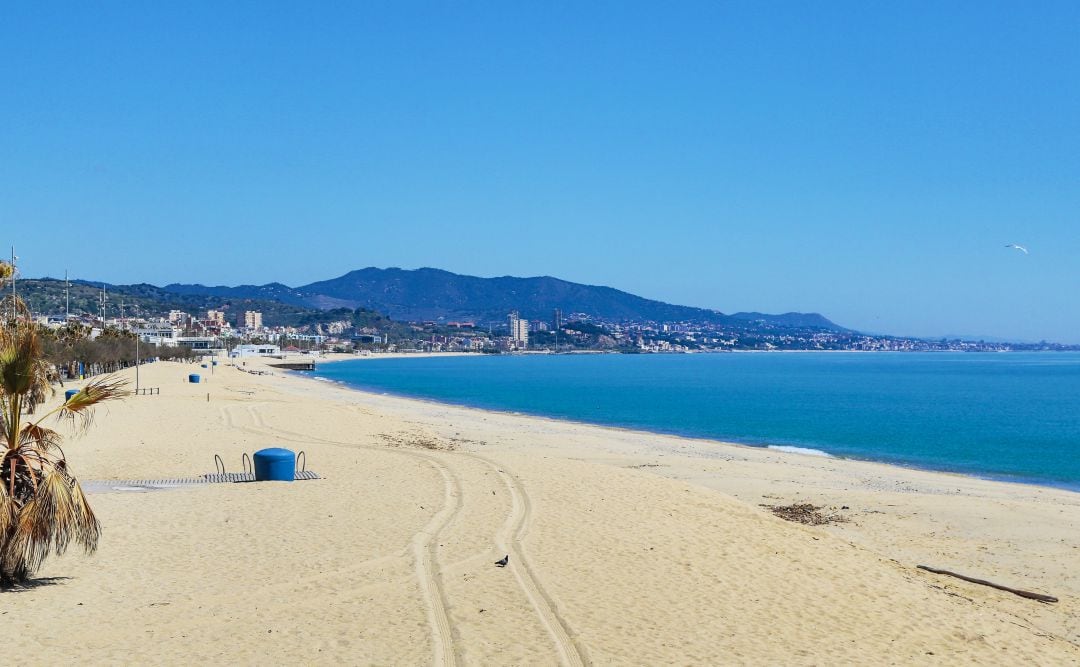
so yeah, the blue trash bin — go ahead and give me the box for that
[65,388,79,402]
[253,448,296,482]
[189,374,201,383]
[200,364,208,368]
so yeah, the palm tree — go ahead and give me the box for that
[0,261,126,586]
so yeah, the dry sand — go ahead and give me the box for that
[6,355,1079,665]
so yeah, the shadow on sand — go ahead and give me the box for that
[1,576,72,592]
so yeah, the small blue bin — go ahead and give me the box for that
[253,448,295,482]
[201,364,208,368]
[212,361,218,366]
[189,374,201,383]
[65,389,79,402]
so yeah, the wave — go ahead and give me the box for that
[767,445,833,458]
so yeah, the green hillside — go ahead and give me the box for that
[16,278,340,327]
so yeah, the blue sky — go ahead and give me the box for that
[3,3,1078,341]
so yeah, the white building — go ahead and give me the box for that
[243,310,263,329]
[508,311,528,348]
[230,344,282,358]
[176,336,222,352]
[134,325,182,346]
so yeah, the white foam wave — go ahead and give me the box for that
[767,445,833,458]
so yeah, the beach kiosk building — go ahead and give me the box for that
[231,344,282,358]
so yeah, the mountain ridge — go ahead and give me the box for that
[160,266,848,331]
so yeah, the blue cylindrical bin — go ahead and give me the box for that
[189,374,201,383]
[212,361,218,366]
[65,389,79,402]
[201,363,208,368]
[253,448,295,482]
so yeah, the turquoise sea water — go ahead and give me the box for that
[311,353,1080,490]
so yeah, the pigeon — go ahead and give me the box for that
[494,555,509,567]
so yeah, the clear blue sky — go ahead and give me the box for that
[3,3,1078,341]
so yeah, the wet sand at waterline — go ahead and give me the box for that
[7,355,1079,664]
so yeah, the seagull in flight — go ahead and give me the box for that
[1005,244,1029,255]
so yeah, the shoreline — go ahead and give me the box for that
[300,369,1080,498]
[304,357,1080,495]
[279,361,1080,649]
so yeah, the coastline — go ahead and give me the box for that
[293,360,1080,502]
[307,353,1080,494]
[309,368,1080,493]
[8,356,1078,663]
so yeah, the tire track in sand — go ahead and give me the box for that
[468,453,588,666]
[412,456,463,667]
[230,419,462,666]
[219,406,234,428]
[246,404,268,429]
[233,409,585,665]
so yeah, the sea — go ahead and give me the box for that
[310,352,1080,491]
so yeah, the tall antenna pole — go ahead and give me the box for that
[9,247,15,322]
[65,269,70,320]
[553,308,559,353]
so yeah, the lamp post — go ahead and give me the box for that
[9,247,17,322]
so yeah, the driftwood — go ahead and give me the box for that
[917,565,1058,603]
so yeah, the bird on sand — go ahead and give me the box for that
[1005,244,1029,254]
[494,555,509,567]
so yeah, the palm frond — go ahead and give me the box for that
[0,294,31,326]
[19,423,63,453]
[0,336,36,396]
[2,470,83,572]
[2,496,50,579]
[0,324,53,407]
[0,484,15,550]
[58,375,129,433]
[39,469,87,556]
[0,412,9,450]
[68,475,100,553]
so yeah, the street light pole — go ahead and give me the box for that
[9,247,16,322]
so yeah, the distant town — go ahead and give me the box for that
[26,289,1080,357]
[11,268,1077,358]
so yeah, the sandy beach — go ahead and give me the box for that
[8,355,1079,665]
